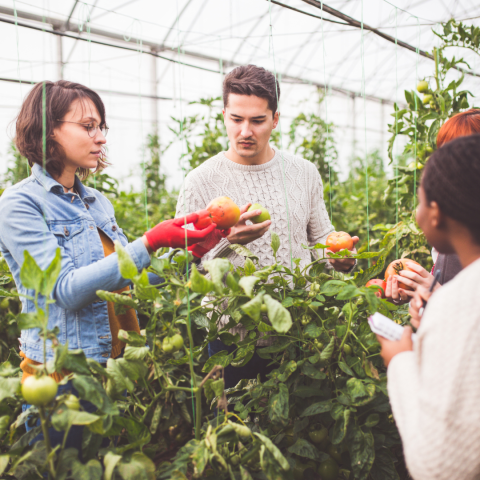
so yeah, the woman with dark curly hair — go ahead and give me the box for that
[386,109,480,304]
[378,134,480,480]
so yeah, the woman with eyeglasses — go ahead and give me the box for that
[0,80,217,455]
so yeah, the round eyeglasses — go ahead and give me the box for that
[56,120,109,138]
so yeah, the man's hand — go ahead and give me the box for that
[376,326,414,367]
[409,285,434,329]
[227,203,271,245]
[327,236,359,272]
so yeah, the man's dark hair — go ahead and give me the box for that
[422,134,480,240]
[223,65,280,115]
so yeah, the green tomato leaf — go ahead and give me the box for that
[203,258,231,294]
[287,438,329,462]
[20,250,43,293]
[338,361,355,376]
[118,329,146,347]
[320,336,335,361]
[271,232,280,258]
[268,383,289,426]
[190,263,214,294]
[116,452,155,480]
[238,276,259,298]
[254,432,290,470]
[241,292,264,321]
[96,290,137,309]
[300,400,332,417]
[42,248,62,296]
[263,294,292,333]
[364,413,380,428]
[114,241,138,280]
[16,313,44,330]
[124,346,149,361]
[244,258,256,276]
[202,350,233,373]
[332,409,351,444]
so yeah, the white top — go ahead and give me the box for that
[387,257,480,480]
[175,147,334,342]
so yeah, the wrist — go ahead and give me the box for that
[142,235,153,253]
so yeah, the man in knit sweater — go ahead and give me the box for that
[175,65,358,388]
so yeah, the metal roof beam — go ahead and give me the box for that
[0,5,403,106]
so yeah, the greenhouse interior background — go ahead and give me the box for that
[1,0,479,191]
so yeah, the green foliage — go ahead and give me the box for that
[164,97,227,173]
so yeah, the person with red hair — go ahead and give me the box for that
[386,109,480,304]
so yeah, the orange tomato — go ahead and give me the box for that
[384,259,421,291]
[206,197,241,229]
[365,279,387,298]
[326,231,354,253]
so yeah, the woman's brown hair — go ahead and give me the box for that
[15,80,108,180]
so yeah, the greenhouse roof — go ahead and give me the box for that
[1,0,479,186]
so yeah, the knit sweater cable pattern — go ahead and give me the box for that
[387,257,480,480]
[175,148,334,344]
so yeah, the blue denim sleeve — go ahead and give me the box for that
[0,190,152,311]
[116,222,164,286]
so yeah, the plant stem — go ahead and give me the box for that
[38,407,55,479]
[338,302,353,356]
[184,310,201,440]
[434,47,440,91]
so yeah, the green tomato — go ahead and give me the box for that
[170,334,184,351]
[163,334,184,353]
[260,304,268,313]
[308,426,328,444]
[63,394,80,411]
[343,344,352,355]
[422,94,433,104]
[416,80,429,93]
[230,454,240,466]
[318,457,340,480]
[327,444,343,464]
[0,298,10,310]
[247,203,271,224]
[22,376,58,406]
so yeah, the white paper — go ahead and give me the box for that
[368,312,417,343]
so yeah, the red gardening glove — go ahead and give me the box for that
[144,213,217,250]
[188,228,231,259]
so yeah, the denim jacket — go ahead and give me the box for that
[0,164,154,363]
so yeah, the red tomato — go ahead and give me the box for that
[206,197,241,229]
[384,259,421,291]
[326,232,354,253]
[193,209,213,230]
[365,279,386,298]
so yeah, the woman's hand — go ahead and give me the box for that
[409,285,434,329]
[376,326,414,367]
[385,276,412,305]
[144,213,217,251]
[385,262,439,305]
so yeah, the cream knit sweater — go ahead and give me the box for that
[175,147,334,341]
[387,257,480,480]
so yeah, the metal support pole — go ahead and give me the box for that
[151,48,159,137]
[380,99,385,162]
[351,93,356,159]
[56,29,63,80]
